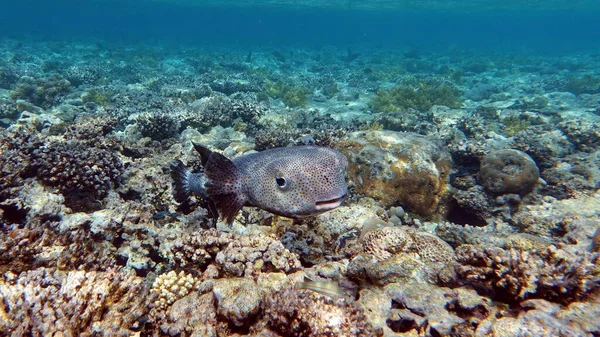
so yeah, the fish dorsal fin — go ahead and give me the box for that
[204,151,246,224]
[192,142,213,166]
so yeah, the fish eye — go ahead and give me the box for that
[276,176,288,189]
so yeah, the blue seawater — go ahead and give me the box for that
[1,0,599,53]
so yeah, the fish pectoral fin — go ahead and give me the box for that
[208,191,245,224]
[204,150,246,224]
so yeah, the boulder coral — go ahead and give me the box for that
[336,131,451,216]
[478,149,540,195]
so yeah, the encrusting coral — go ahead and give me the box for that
[264,286,380,337]
[347,225,455,286]
[215,234,302,277]
[169,229,302,277]
[360,226,455,264]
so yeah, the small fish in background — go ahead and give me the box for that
[170,143,348,224]
[297,276,347,298]
[359,217,392,240]
[152,211,180,220]
[592,228,600,252]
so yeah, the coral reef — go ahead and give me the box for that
[370,78,462,112]
[264,286,379,337]
[478,149,540,195]
[10,74,71,108]
[30,139,123,211]
[336,130,452,216]
[1,39,600,336]
[453,244,600,304]
[136,111,181,140]
[152,270,200,310]
[0,268,151,336]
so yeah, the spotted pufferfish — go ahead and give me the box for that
[170,143,349,223]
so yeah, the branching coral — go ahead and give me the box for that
[65,65,102,86]
[264,80,311,107]
[254,126,347,151]
[454,244,600,304]
[0,267,152,337]
[30,140,123,211]
[180,96,267,132]
[170,229,234,271]
[151,270,200,310]
[0,219,118,274]
[169,229,301,278]
[0,131,35,203]
[370,79,462,112]
[10,74,71,108]
[136,111,181,140]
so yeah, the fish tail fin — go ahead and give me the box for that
[202,149,247,224]
[169,159,195,203]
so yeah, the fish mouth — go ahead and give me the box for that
[315,194,346,210]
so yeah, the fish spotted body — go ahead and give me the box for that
[170,143,348,223]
